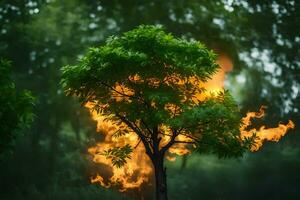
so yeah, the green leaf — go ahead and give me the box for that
[102,144,133,168]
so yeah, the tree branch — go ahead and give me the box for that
[141,119,153,136]
[178,132,200,142]
[134,138,142,149]
[99,81,134,99]
[160,129,179,154]
[115,113,154,160]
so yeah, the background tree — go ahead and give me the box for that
[0,59,35,155]
[61,25,255,200]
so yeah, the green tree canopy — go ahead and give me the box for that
[62,25,254,158]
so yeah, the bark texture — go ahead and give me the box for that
[153,155,168,200]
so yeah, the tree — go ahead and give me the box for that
[0,59,35,155]
[62,25,255,200]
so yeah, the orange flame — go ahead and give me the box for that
[86,102,152,191]
[86,52,294,191]
[240,106,295,151]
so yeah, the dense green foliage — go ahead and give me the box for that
[0,59,35,154]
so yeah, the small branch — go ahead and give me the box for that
[179,132,199,142]
[134,139,142,149]
[115,113,154,160]
[99,81,134,99]
[160,129,179,153]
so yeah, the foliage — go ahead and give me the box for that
[62,25,254,164]
[102,144,133,168]
[0,59,35,153]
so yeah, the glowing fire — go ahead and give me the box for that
[87,52,294,191]
[86,102,152,191]
[240,106,295,151]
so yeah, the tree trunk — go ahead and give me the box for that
[153,156,168,200]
